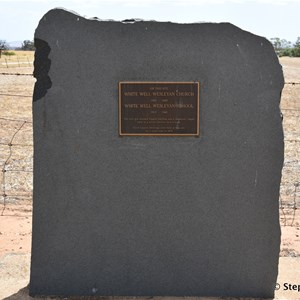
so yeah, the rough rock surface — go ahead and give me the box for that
[30,8,284,298]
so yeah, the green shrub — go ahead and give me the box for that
[291,47,300,57]
[2,51,16,56]
[279,48,294,57]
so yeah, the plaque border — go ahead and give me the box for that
[119,81,200,137]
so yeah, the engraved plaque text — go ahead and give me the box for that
[119,82,200,136]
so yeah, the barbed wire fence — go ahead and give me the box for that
[0,117,33,216]
[0,55,33,69]
[0,73,299,227]
[0,68,34,217]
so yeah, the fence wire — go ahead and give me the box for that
[0,117,33,216]
[0,55,33,68]
[0,73,299,227]
[0,72,33,76]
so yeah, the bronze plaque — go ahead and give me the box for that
[119,82,200,136]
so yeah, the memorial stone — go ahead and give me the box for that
[30,8,284,298]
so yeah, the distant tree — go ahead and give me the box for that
[294,37,300,47]
[280,39,292,49]
[270,37,282,53]
[21,40,35,51]
[270,37,293,56]
[0,40,8,49]
[293,37,300,57]
[0,40,9,58]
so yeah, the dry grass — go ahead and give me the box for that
[0,51,34,70]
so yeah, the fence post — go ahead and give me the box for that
[5,58,8,68]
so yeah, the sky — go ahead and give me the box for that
[0,0,300,45]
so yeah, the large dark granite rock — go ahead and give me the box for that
[30,8,284,298]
